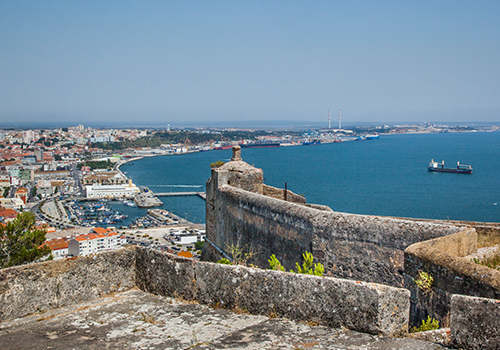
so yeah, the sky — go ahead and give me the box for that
[1,1,499,127]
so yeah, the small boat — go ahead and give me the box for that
[427,159,472,174]
[365,134,379,140]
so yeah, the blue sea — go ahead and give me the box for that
[120,132,500,224]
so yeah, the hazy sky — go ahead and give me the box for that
[1,1,499,127]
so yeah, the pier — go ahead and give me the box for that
[155,192,206,200]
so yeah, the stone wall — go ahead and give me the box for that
[404,229,500,327]
[207,182,461,287]
[136,246,410,336]
[1,245,499,345]
[0,247,136,321]
[451,294,500,350]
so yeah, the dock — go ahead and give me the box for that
[155,192,206,200]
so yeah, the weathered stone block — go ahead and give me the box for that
[135,246,196,300]
[193,262,409,335]
[451,294,500,350]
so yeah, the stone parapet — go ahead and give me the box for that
[0,246,136,321]
[136,247,410,336]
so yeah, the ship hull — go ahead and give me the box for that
[239,143,280,148]
[427,167,472,174]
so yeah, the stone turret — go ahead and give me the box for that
[203,147,264,261]
[206,146,263,195]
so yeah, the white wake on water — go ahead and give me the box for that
[147,184,203,188]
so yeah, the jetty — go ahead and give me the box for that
[134,187,163,208]
[156,192,206,200]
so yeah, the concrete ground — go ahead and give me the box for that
[0,289,451,350]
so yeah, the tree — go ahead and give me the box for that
[0,212,51,268]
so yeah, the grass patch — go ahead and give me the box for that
[477,227,500,248]
[472,251,500,270]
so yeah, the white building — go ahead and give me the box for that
[85,179,140,199]
[22,130,35,144]
[43,228,127,259]
[67,228,127,257]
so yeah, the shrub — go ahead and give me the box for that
[411,315,439,333]
[216,258,231,265]
[195,240,204,250]
[268,254,285,271]
[210,160,225,168]
[414,271,433,292]
[292,251,324,276]
[226,243,257,266]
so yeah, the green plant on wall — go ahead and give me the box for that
[268,254,285,271]
[210,160,225,168]
[292,251,324,276]
[414,271,433,292]
[410,315,439,333]
[226,243,257,266]
[268,252,324,276]
[216,258,231,265]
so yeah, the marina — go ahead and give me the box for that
[69,201,129,227]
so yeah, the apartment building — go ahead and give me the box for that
[68,228,127,256]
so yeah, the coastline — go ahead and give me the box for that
[115,150,202,172]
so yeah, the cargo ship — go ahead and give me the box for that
[239,142,280,148]
[427,159,472,174]
[213,143,233,150]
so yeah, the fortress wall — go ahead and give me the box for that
[210,185,316,270]
[404,229,500,327]
[135,247,410,336]
[0,246,136,321]
[210,185,461,287]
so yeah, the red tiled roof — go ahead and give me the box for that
[177,251,194,259]
[0,207,17,218]
[42,237,69,251]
